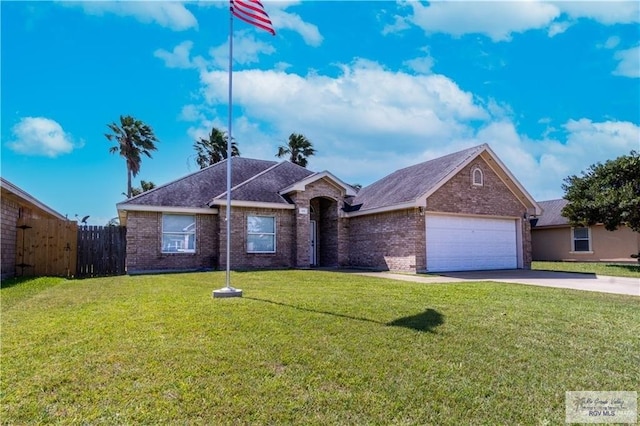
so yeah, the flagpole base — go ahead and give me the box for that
[213,287,243,298]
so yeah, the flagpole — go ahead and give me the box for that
[215,0,273,298]
[214,4,242,298]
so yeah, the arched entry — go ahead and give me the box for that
[309,196,339,267]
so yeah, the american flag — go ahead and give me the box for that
[230,0,275,35]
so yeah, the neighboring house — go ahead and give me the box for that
[117,144,541,274]
[532,199,640,263]
[1,178,76,280]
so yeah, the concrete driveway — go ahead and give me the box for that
[352,269,639,296]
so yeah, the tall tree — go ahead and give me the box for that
[193,127,239,169]
[276,133,316,168]
[105,115,159,198]
[562,151,640,232]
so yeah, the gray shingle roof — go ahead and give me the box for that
[352,144,486,212]
[119,158,277,208]
[535,199,569,227]
[215,161,314,205]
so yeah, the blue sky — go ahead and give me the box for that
[2,1,639,226]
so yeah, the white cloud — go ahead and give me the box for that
[60,0,323,46]
[382,14,411,36]
[470,118,640,201]
[563,119,640,150]
[399,1,560,41]
[156,34,276,71]
[388,1,638,41]
[269,8,323,47]
[63,1,198,31]
[179,104,206,122]
[193,0,323,46]
[154,41,195,69]
[7,117,78,157]
[613,45,640,78]
[199,59,487,154]
[403,47,435,74]
[208,32,276,69]
[555,1,640,25]
[603,36,621,50]
[547,20,572,37]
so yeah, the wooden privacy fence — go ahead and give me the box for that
[14,223,127,278]
[15,218,78,278]
[76,226,126,278]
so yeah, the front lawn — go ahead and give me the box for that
[2,271,639,425]
[532,261,640,278]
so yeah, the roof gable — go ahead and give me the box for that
[279,170,358,197]
[350,144,541,216]
[352,145,486,212]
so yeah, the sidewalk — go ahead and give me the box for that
[344,269,640,296]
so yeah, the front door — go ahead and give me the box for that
[309,220,317,266]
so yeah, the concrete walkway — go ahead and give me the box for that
[348,269,639,296]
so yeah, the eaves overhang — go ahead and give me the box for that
[208,199,295,210]
[116,204,218,226]
[344,201,419,218]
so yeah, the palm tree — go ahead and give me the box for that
[276,133,316,168]
[193,127,240,169]
[105,115,159,198]
[129,180,156,197]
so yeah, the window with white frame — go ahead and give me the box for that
[572,227,591,252]
[472,167,483,186]
[247,215,275,253]
[162,214,196,253]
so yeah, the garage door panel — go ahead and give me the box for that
[426,215,517,272]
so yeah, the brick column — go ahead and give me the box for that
[337,214,350,267]
[292,193,311,267]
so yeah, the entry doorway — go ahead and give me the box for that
[309,197,339,267]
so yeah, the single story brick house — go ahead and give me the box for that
[117,144,541,274]
[532,199,640,263]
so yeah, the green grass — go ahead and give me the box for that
[532,261,640,278]
[2,271,639,425]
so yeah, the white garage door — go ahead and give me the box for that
[426,215,518,272]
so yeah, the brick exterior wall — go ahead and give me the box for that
[348,208,423,271]
[218,206,296,270]
[1,197,19,280]
[126,211,218,273]
[426,161,525,216]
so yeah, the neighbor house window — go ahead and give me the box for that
[162,214,196,253]
[247,215,275,253]
[571,227,591,252]
[472,167,483,186]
